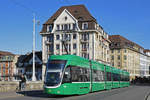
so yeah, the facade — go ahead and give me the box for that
[0,51,17,81]
[143,49,150,77]
[16,51,42,81]
[40,5,110,80]
[139,48,148,77]
[109,35,142,80]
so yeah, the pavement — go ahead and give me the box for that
[0,91,23,100]
[0,86,150,100]
[0,90,44,100]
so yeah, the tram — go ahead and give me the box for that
[44,55,130,95]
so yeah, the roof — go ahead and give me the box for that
[144,49,150,53]
[16,51,42,67]
[109,35,143,49]
[44,5,96,25]
[22,51,42,63]
[0,51,14,56]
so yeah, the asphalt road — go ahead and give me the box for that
[2,85,150,100]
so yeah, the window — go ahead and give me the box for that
[57,25,60,30]
[73,34,76,39]
[62,67,71,83]
[65,16,67,20]
[111,50,114,53]
[73,23,76,30]
[64,24,68,30]
[81,33,89,40]
[82,43,87,50]
[111,55,114,60]
[62,66,90,83]
[56,44,60,50]
[48,25,53,32]
[124,49,127,53]
[73,43,76,49]
[118,49,120,53]
[107,50,109,54]
[61,25,64,30]
[56,35,60,40]
[124,55,127,60]
[0,64,1,73]
[68,24,71,30]
[112,73,120,81]
[93,70,105,82]
[71,66,90,82]
[65,34,71,41]
[118,62,120,67]
[107,72,111,81]
[118,55,120,60]
[112,62,114,66]
[47,34,53,42]
[82,23,88,29]
[121,74,125,81]
[69,44,71,52]
[49,44,53,52]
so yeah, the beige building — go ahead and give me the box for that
[109,35,142,80]
[40,5,110,80]
[143,49,150,77]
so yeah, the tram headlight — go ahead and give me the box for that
[57,91,60,93]
[48,89,51,92]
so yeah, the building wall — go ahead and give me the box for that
[110,48,140,80]
[40,8,111,80]
[0,55,14,81]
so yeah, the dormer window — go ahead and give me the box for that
[48,25,53,32]
[82,22,88,30]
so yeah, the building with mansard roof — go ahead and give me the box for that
[40,5,111,80]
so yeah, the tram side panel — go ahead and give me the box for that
[91,61,105,92]
[105,65,113,90]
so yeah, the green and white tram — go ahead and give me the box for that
[44,55,130,95]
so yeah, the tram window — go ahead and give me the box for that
[71,67,79,82]
[71,66,90,82]
[121,74,125,81]
[125,75,129,81]
[92,70,104,82]
[113,73,118,81]
[113,73,120,81]
[106,72,111,81]
[62,67,71,83]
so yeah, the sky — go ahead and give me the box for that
[0,0,150,54]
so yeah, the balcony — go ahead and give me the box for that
[81,48,88,52]
[80,39,89,43]
[47,51,53,55]
[56,29,77,33]
[45,41,53,45]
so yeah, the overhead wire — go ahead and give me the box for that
[8,0,48,21]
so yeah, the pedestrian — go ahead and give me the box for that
[19,73,27,91]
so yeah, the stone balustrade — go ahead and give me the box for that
[0,81,43,92]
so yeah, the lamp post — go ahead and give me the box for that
[32,13,36,81]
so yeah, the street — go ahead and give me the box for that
[1,85,150,100]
